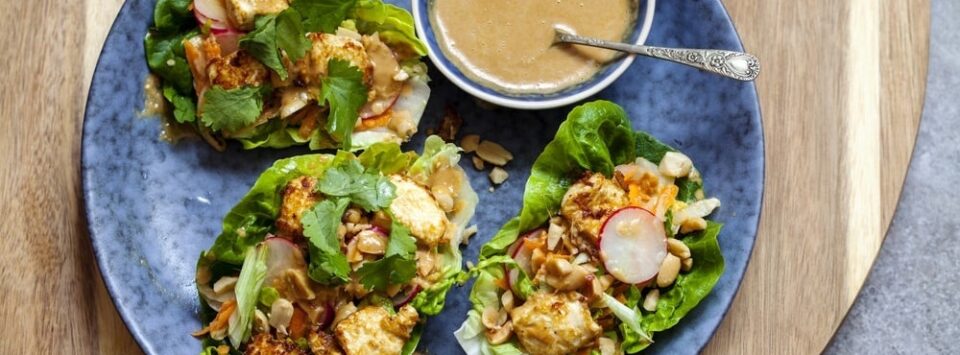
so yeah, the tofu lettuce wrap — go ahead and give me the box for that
[455,101,724,354]
[193,136,477,354]
[145,0,430,151]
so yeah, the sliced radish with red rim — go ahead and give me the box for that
[194,0,231,30]
[599,207,667,284]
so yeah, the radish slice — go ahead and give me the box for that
[263,237,308,286]
[507,229,542,275]
[319,301,335,329]
[213,30,242,55]
[392,285,422,307]
[599,207,667,284]
[194,0,231,30]
[359,92,400,119]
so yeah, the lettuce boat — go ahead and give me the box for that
[194,136,477,354]
[145,0,430,151]
[455,101,725,354]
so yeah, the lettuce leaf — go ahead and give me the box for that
[517,101,636,234]
[463,101,725,354]
[293,0,358,33]
[207,154,334,265]
[144,29,197,95]
[359,142,416,175]
[152,0,193,33]
[228,245,269,347]
[352,0,427,56]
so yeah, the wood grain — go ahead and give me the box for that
[0,0,927,353]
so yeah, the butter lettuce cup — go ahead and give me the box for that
[455,101,724,354]
[193,136,477,354]
[145,0,432,151]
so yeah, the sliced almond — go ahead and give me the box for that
[476,140,514,166]
[472,155,485,170]
[461,134,481,153]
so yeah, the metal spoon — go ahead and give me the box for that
[554,27,760,81]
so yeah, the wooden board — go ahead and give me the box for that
[0,0,928,353]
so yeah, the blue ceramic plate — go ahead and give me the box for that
[82,1,763,354]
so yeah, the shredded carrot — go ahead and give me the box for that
[493,276,510,291]
[216,345,230,355]
[358,109,392,131]
[288,306,308,340]
[192,299,237,338]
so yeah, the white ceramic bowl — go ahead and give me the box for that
[411,0,656,110]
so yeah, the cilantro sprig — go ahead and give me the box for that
[355,221,417,291]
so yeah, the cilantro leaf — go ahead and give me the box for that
[200,85,265,131]
[240,9,311,79]
[302,198,352,284]
[317,157,395,211]
[162,84,196,123]
[356,221,417,291]
[291,0,358,33]
[383,221,416,257]
[320,59,368,148]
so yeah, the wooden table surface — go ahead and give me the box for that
[0,0,929,353]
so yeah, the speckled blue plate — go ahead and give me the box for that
[82,1,763,354]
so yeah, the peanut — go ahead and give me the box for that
[667,238,692,259]
[656,254,682,288]
[642,289,660,312]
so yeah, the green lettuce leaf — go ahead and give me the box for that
[240,9,311,79]
[144,29,197,95]
[320,59,368,148]
[359,142,417,175]
[207,155,334,265]
[408,135,462,182]
[201,85,266,132]
[464,101,726,353]
[228,245,269,347]
[292,0,358,33]
[152,0,193,33]
[302,198,352,284]
[401,325,424,355]
[352,0,427,56]
[517,101,636,233]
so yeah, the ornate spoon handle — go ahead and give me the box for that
[554,29,760,81]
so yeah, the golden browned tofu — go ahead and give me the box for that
[207,50,270,90]
[560,173,628,243]
[334,305,419,355]
[510,292,602,355]
[276,176,321,237]
[294,33,371,86]
[308,329,344,355]
[388,175,449,248]
[244,333,308,355]
[225,0,290,30]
